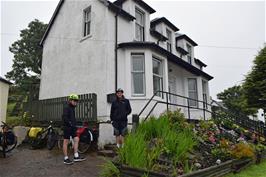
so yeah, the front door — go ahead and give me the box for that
[168,75,177,110]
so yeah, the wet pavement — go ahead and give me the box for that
[0,144,105,177]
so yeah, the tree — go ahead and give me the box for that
[217,85,257,116]
[5,19,47,100]
[243,46,266,110]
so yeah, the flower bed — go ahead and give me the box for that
[100,110,266,177]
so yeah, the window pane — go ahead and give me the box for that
[153,59,162,75]
[135,25,140,41]
[202,81,207,93]
[188,79,196,91]
[135,24,143,41]
[84,7,91,37]
[188,78,198,107]
[132,55,144,71]
[153,76,161,96]
[133,73,144,94]
[135,10,143,25]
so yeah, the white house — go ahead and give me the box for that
[39,0,213,146]
[0,77,12,123]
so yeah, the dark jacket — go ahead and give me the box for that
[110,97,132,122]
[62,103,76,127]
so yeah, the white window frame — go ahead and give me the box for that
[186,44,192,64]
[131,53,146,96]
[135,7,145,41]
[83,6,91,37]
[166,29,172,52]
[202,80,208,109]
[153,57,164,97]
[188,78,198,108]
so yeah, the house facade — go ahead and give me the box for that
[0,77,12,123]
[39,0,213,146]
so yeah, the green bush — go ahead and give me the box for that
[117,110,197,171]
[118,133,148,168]
[99,160,120,177]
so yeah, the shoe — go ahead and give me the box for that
[74,156,86,162]
[64,158,74,165]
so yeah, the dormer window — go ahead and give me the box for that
[186,44,192,64]
[135,8,145,41]
[166,29,172,52]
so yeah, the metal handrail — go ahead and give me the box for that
[138,91,266,137]
[138,91,213,121]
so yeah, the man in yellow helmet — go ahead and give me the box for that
[62,94,85,165]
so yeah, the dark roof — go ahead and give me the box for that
[107,1,136,21]
[0,77,12,85]
[118,42,213,80]
[150,29,168,41]
[176,34,198,46]
[176,46,188,55]
[195,58,207,67]
[114,0,156,14]
[151,17,179,32]
[40,0,135,46]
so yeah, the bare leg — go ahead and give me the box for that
[63,139,69,157]
[121,136,124,145]
[73,136,79,154]
[116,136,120,145]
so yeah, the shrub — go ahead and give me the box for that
[230,143,255,160]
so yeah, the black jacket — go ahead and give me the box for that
[110,97,132,122]
[62,103,76,127]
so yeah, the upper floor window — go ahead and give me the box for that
[202,80,208,109]
[131,54,145,96]
[187,44,192,64]
[166,29,172,52]
[188,78,198,107]
[135,8,145,41]
[83,6,91,37]
[153,57,163,97]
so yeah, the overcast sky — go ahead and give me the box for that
[1,0,265,100]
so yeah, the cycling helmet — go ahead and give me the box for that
[69,94,79,101]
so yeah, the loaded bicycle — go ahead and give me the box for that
[58,120,110,153]
[29,121,58,150]
[0,121,17,158]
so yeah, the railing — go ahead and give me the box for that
[23,93,97,125]
[138,91,213,121]
[138,91,266,137]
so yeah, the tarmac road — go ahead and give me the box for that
[0,144,105,177]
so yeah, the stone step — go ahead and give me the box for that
[104,144,117,151]
[97,150,117,158]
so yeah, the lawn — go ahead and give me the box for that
[225,160,266,177]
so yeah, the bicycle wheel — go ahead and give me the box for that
[78,131,92,154]
[0,134,17,154]
[47,131,58,150]
[31,132,45,149]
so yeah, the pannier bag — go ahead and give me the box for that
[6,131,16,145]
[28,127,43,138]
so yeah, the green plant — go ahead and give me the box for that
[118,133,148,169]
[99,160,120,177]
[230,143,255,160]
[211,147,231,161]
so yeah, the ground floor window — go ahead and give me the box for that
[153,57,163,97]
[202,80,208,109]
[188,78,198,107]
[131,53,145,96]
